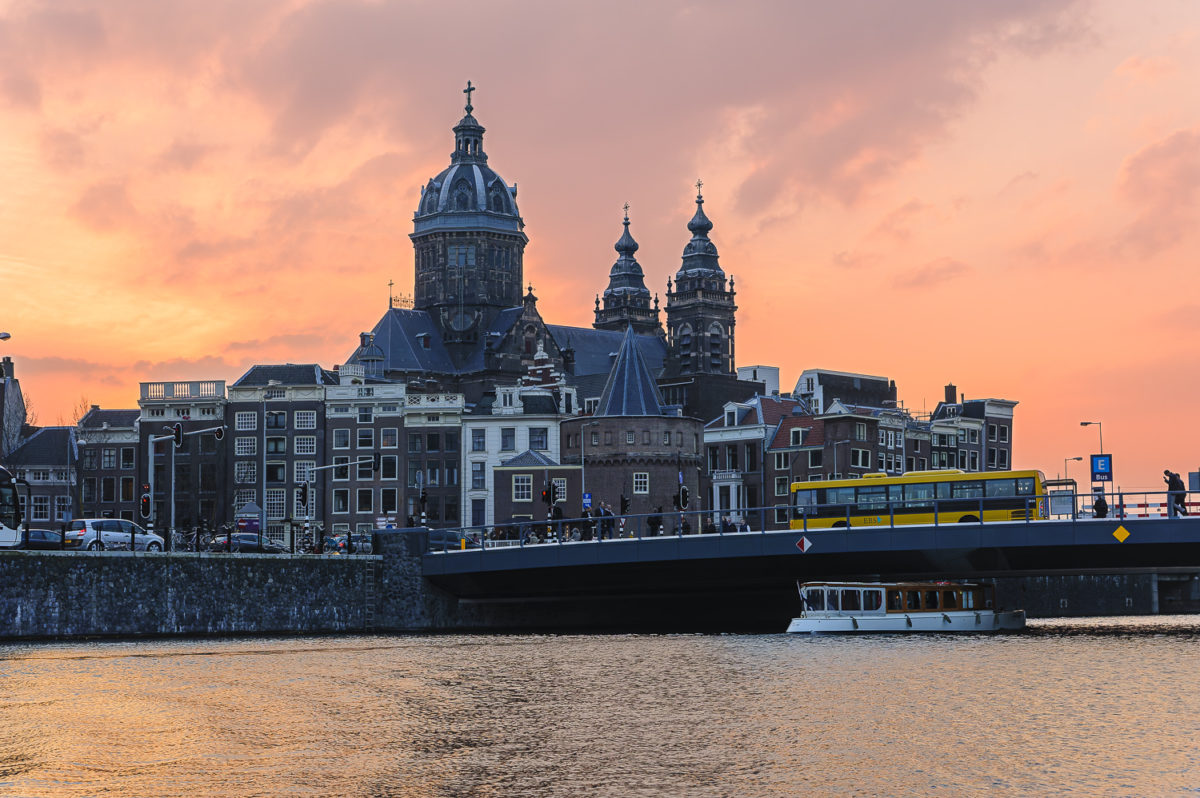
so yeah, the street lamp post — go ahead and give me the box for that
[1080,421,1103,454]
[580,420,599,502]
[1063,456,1083,483]
[831,440,850,478]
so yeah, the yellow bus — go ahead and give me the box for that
[789,469,1048,529]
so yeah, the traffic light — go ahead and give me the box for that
[679,485,689,510]
[541,487,551,505]
[420,489,428,509]
[297,486,308,508]
[372,451,381,474]
[620,495,630,515]
[172,422,183,448]
[550,483,560,504]
[213,426,225,441]
[139,493,151,519]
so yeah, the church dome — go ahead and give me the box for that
[678,185,724,277]
[413,83,523,234]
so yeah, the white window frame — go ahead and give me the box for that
[235,461,256,484]
[294,436,316,456]
[235,437,256,456]
[774,452,789,470]
[265,488,286,521]
[775,476,790,496]
[235,412,257,431]
[294,410,317,430]
[513,474,532,502]
[633,472,649,495]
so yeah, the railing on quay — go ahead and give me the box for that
[426,487,1196,554]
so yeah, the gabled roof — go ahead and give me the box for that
[6,427,74,467]
[234,364,338,387]
[545,324,666,377]
[497,450,560,468]
[79,408,140,429]
[348,308,457,375]
[706,395,805,428]
[594,327,665,417]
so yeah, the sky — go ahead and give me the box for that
[0,0,1197,490]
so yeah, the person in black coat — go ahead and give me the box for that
[1164,469,1188,517]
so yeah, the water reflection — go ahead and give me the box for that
[1,619,1199,796]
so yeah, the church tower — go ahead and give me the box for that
[663,182,737,378]
[593,206,663,336]
[411,82,528,369]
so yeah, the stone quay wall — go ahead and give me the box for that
[0,549,381,640]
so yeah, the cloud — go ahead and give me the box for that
[871,200,930,241]
[1113,55,1176,84]
[831,250,881,270]
[39,127,86,169]
[70,180,138,232]
[225,333,333,352]
[1117,128,1200,257]
[131,355,234,377]
[16,355,115,377]
[0,70,41,109]
[893,257,969,289]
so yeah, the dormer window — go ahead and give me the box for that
[725,410,737,427]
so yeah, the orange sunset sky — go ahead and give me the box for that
[1,0,1197,489]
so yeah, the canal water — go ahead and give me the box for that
[2,617,1199,797]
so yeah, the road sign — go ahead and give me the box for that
[1091,453,1113,483]
[582,492,592,509]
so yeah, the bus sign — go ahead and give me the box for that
[1091,454,1113,483]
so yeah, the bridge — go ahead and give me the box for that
[419,516,1200,631]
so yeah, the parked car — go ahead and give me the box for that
[64,519,164,551]
[19,528,64,550]
[325,533,374,555]
[206,532,287,553]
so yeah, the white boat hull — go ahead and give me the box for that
[786,609,1025,634]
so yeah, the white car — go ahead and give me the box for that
[64,518,164,552]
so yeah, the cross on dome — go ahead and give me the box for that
[463,80,475,114]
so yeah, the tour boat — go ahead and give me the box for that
[786,580,1026,634]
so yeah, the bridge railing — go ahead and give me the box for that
[424,488,1194,553]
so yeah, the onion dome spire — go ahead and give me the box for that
[678,178,723,276]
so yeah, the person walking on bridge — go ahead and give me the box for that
[1164,469,1188,517]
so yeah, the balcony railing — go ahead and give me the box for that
[141,381,226,401]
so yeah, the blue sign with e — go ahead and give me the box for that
[1091,454,1113,483]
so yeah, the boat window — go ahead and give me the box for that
[905,590,921,610]
[841,589,861,611]
[942,590,958,609]
[924,590,940,609]
[962,590,976,609]
[985,479,1016,498]
[803,589,824,611]
[827,589,840,611]
[864,590,883,611]
[887,590,902,611]
[857,485,886,511]
[951,481,984,499]
[1016,477,1035,495]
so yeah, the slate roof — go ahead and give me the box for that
[233,364,338,387]
[769,416,825,449]
[347,308,457,375]
[594,327,665,417]
[546,324,666,377]
[79,408,139,429]
[497,450,560,468]
[6,427,74,467]
[567,372,611,406]
[460,307,524,373]
[705,395,806,429]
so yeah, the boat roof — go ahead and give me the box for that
[800,581,984,590]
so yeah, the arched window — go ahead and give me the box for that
[489,188,505,213]
[454,178,473,211]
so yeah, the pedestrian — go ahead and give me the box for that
[1164,469,1188,517]
[1092,491,1108,519]
[720,515,733,534]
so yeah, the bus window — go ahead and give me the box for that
[793,490,814,519]
[887,590,902,610]
[827,487,855,505]
[935,482,952,500]
[985,479,1016,498]
[857,485,886,511]
[924,590,940,609]
[952,481,984,499]
[864,590,883,611]
[942,590,958,609]
[906,482,935,509]
[841,589,861,611]
[827,589,840,611]
[1016,478,1035,495]
[888,485,904,509]
[905,590,921,610]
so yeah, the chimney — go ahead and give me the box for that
[944,383,956,405]
[1,356,12,380]
[359,332,373,349]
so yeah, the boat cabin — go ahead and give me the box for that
[799,582,995,616]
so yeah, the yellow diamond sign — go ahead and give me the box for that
[1113,526,1130,543]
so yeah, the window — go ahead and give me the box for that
[791,428,803,446]
[775,476,790,496]
[879,430,886,446]
[774,506,790,524]
[121,477,134,502]
[266,462,286,483]
[82,450,98,470]
[267,437,287,454]
[708,447,719,472]
[265,488,286,520]
[236,412,256,431]
[333,456,350,481]
[626,431,636,445]
[999,450,1009,469]
[295,410,317,430]
[988,424,998,441]
[102,449,117,469]
[381,488,398,514]
[295,461,315,484]
[774,452,789,471]
[408,433,422,453]
[101,477,116,502]
[471,463,486,490]
[957,430,966,443]
[809,450,823,468]
[357,488,373,514]
[427,433,441,452]
[235,462,256,483]
[295,436,316,455]
[553,477,567,503]
[855,422,867,441]
[663,431,671,445]
[513,474,532,502]
[850,448,871,468]
[32,496,49,521]
[969,429,979,444]
[381,428,398,448]
[82,478,96,503]
[426,463,440,486]
[357,428,373,449]
[999,425,1009,443]
[266,411,287,430]
[445,431,459,451]
[471,429,486,452]
[333,429,350,449]
[633,472,649,494]
[120,448,135,469]
[987,448,997,468]
[407,462,420,487]
[445,460,458,486]
[358,406,373,423]
[235,437,256,456]
[333,489,349,514]
[381,456,398,480]
[501,428,515,451]
[726,445,738,470]
[591,431,599,447]
[357,458,373,480]
[530,428,548,450]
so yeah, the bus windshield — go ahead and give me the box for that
[0,468,20,540]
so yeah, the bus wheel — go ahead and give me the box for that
[958,515,980,524]
[832,521,850,528]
